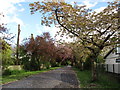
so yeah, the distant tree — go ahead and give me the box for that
[55,44,73,65]
[0,39,13,71]
[20,32,58,70]
[0,13,14,71]
[67,41,90,70]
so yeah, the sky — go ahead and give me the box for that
[0,0,116,45]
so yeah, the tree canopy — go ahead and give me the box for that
[29,1,119,58]
[29,1,120,81]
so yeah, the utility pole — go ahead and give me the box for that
[16,24,21,65]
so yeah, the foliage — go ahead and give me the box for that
[67,41,90,69]
[0,39,13,70]
[3,69,24,76]
[19,32,74,71]
[20,32,64,70]
[29,1,120,81]
[55,44,73,65]
[0,13,14,72]
[29,1,119,59]
[97,55,104,63]
[2,69,12,76]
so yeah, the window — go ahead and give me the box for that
[116,58,120,63]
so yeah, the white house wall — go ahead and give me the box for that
[108,64,113,72]
[105,63,120,74]
[105,52,120,74]
[114,64,120,73]
[105,53,119,64]
[116,46,120,54]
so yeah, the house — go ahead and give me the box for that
[104,47,120,74]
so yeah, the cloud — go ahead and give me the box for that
[0,0,25,26]
[82,0,98,8]
[70,0,98,9]
[36,24,59,36]
[24,0,39,2]
[18,3,22,7]
[19,8,25,12]
[66,0,114,3]
[94,7,106,13]
[12,16,24,25]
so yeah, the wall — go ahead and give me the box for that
[105,64,120,74]
[105,51,120,74]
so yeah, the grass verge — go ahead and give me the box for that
[1,67,61,85]
[73,68,120,88]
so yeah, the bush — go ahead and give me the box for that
[21,56,29,70]
[45,62,51,69]
[21,55,42,71]
[83,57,91,70]
[10,70,25,74]
[3,69,11,75]
[75,62,83,70]
[2,69,25,76]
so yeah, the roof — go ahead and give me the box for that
[104,48,115,59]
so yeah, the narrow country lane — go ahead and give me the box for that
[2,66,79,89]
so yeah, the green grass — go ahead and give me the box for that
[1,67,61,85]
[73,68,120,88]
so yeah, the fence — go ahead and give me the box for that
[97,63,120,74]
[105,64,120,74]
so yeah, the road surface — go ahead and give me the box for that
[2,66,79,89]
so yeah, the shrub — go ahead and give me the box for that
[10,70,25,74]
[2,69,11,75]
[45,62,51,69]
[83,57,91,70]
[2,69,25,76]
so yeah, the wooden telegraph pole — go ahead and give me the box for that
[16,24,21,65]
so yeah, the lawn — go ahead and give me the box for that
[1,67,61,85]
[74,68,120,88]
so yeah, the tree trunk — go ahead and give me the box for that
[90,49,100,82]
[91,60,97,82]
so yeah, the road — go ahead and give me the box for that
[2,66,79,89]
